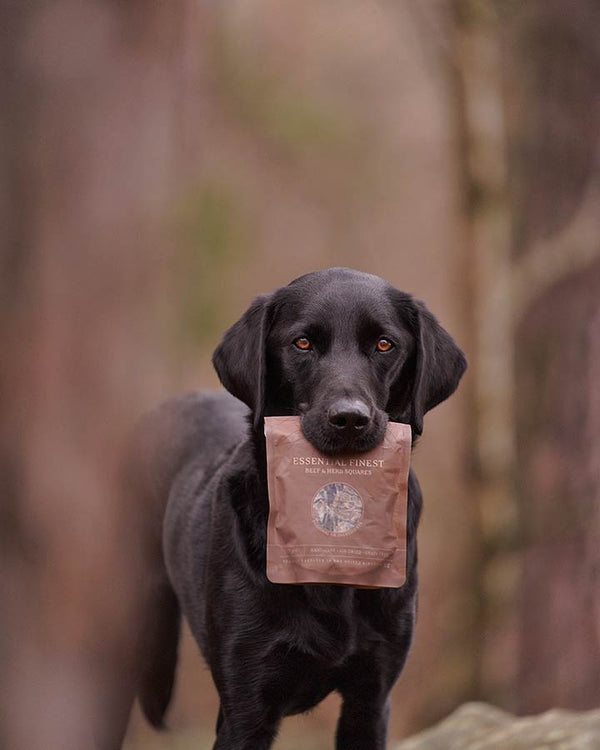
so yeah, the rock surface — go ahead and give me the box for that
[395,702,600,750]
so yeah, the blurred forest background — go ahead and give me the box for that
[1,1,599,749]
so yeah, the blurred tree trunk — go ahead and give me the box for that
[450,0,600,712]
[448,0,516,707]
[0,2,190,748]
[515,260,600,712]
[506,0,600,713]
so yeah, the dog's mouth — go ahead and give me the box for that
[299,405,388,456]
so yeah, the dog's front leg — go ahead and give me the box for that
[335,694,391,750]
[334,637,412,750]
[212,700,281,750]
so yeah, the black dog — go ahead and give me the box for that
[132,268,466,750]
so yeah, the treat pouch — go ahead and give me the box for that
[264,416,411,588]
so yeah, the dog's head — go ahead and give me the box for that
[213,268,466,453]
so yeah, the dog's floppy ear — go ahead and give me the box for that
[212,293,274,429]
[392,296,467,436]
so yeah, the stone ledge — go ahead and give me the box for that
[395,702,600,750]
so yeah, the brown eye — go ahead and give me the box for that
[376,338,393,353]
[294,337,311,350]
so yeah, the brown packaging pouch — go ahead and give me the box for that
[264,416,411,588]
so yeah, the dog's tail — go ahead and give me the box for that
[137,580,181,729]
[128,393,246,729]
[124,399,189,730]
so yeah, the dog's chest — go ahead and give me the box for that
[279,587,383,666]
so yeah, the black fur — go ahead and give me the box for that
[135,268,466,749]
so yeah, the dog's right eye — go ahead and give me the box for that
[294,337,312,350]
[376,338,394,353]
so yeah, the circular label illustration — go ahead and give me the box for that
[311,482,364,536]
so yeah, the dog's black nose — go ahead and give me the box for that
[328,399,371,431]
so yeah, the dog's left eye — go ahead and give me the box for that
[294,337,312,350]
[376,338,394,353]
